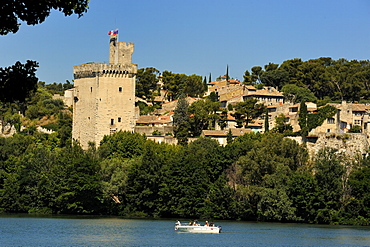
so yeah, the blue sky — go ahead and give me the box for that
[1,0,370,84]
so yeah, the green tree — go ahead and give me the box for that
[288,172,320,222]
[298,101,309,137]
[0,60,38,104]
[281,84,318,104]
[54,144,103,214]
[125,141,174,217]
[188,99,220,136]
[218,109,228,130]
[98,131,146,159]
[345,157,370,222]
[260,70,289,89]
[264,108,269,132]
[135,67,160,102]
[313,147,345,223]
[1,0,89,35]
[272,113,293,135]
[173,96,190,146]
[251,66,264,84]
[243,70,252,85]
[231,98,266,128]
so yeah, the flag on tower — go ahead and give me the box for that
[108,30,118,35]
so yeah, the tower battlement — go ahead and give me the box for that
[73,63,137,79]
[109,36,134,65]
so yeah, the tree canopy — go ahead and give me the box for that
[0,60,38,103]
[1,0,89,35]
[243,57,370,103]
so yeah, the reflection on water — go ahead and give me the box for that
[0,216,369,246]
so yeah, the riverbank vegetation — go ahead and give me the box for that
[0,130,369,225]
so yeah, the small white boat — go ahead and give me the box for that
[174,221,222,233]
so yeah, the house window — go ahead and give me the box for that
[354,120,362,125]
[327,129,331,133]
[354,111,363,116]
[290,107,298,113]
[327,118,335,124]
[118,117,121,122]
[111,119,114,125]
[119,87,122,92]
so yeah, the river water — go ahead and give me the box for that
[0,216,369,246]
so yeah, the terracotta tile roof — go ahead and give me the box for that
[228,79,241,83]
[136,115,172,124]
[222,94,244,102]
[244,87,283,97]
[247,121,263,127]
[245,85,257,90]
[352,104,367,111]
[161,96,198,105]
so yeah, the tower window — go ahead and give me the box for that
[90,87,92,92]
[118,117,121,122]
[119,87,122,92]
[111,119,114,125]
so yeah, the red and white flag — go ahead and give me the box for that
[108,30,118,35]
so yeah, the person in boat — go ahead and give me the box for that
[176,220,181,226]
[205,221,209,227]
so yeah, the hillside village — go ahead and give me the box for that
[1,35,369,158]
[43,74,369,158]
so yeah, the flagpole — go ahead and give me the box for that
[115,29,119,64]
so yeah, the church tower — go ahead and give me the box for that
[72,33,137,149]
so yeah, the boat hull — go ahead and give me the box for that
[175,225,221,233]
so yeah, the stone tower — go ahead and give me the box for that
[72,34,137,149]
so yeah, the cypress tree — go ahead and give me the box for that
[226,64,229,83]
[298,101,308,137]
[264,108,269,132]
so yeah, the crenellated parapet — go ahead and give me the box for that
[73,63,138,79]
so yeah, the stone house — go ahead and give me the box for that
[242,86,284,106]
[312,102,370,134]
[201,128,252,146]
[161,96,199,112]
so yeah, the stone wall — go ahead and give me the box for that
[134,126,174,136]
[288,133,369,159]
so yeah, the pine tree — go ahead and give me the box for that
[173,94,189,146]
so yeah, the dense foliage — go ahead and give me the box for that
[0,130,369,225]
[244,58,370,104]
[1,0,89,35]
